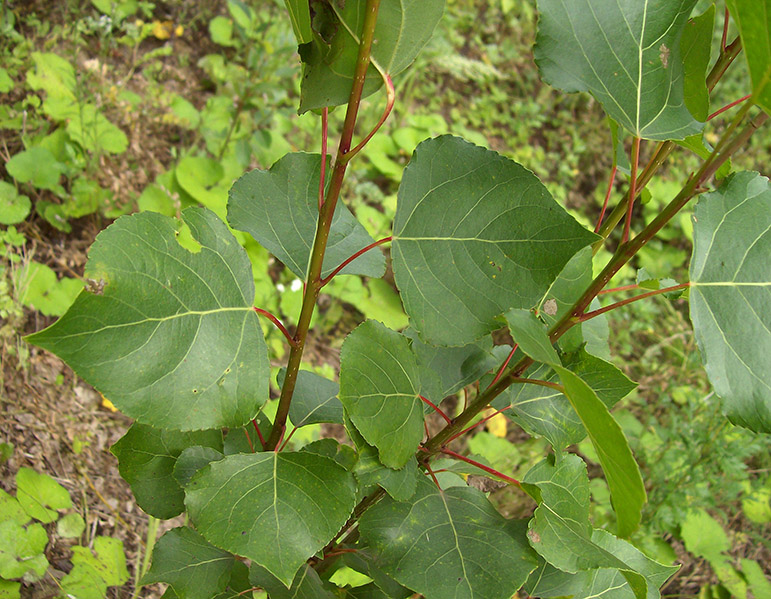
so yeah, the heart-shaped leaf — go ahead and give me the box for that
[392,136,598,346]
[27,208,270,431]
[535,0,703,140]
[689,171,771,433]
[185,451,356,587]
[359,477,539,599]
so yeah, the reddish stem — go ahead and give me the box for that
[708,94,752,121]
[320,236,392,286]
[721,7,729,52]
[623,137,641,243]
[253,307,296,347]
[439,448,521,487]
[279,426,298,452]
[488,344,519,388]
[595,164,617,233]
[598,283,639,295]
[319,107,329,210]
[273,426,286,453]
[252,419,266,449]
[446,405,512,445]
[424,420,431,442]
[424,462,442,489]
[243,427,254,452]
[420,395,452,425]
[579,282,690,322]
[347,73,395,161]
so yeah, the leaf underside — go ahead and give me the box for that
[689,171,771,433]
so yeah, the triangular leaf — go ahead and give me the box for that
[359,476,539,599]
[27,208,270,431]
[392,135,598,346]
[689,172,771,433]
[111,423,223,520]
[249,562,337,599]
[534,0,703,140]
[141,527,235,599]
[228,153,385,280]
[339,320,423,469]
[185,451,356,586]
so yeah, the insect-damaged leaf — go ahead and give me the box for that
[27,208,270,431]
[185,451,356,587]
[392,136,598,346]
[690,171,771,433]
[534,0,703,140]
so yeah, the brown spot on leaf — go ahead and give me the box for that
[543,298,558,316]
[659,43,670,68]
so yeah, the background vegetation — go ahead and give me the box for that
[1,0,768,597]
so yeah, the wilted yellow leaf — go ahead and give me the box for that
[100,394,118,412]
[152,20,174,40]
[482,408,507,438]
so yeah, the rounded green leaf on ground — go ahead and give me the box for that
[27,208,270,431]
[15,467,71,524]
[0,182,30,225]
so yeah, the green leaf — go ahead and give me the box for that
[505,314,645,536]
[536,247,607,355]
[339,320,422,469]
[0,490,30,526]
[504,309,560,365]
[283,0,312,44]
[523,456,648,599]
[6,147,64,191]
[57,513,86,538]
[680,509,729,560]
[359,477,539,599]
[209,16,235,46]
[680,5,715,122]
[0,182,30,225]
[524,530,678,599]
[535,0,703,140]
[27,208,270,431]
[0,520,48,581]
[142,527,235,599]
[392,136,598,346]
[554,367,645,537]
[228,153,385,280]
[498,349,636,450]
[407,329,507,399]
[250,563,337,599]
[298,0,445,113]
[16,262,81,317]
[0,579,20,599]
[111,423,222,519]
[185,451,357,586]
[176,156,227,210]
[353,443,420,502]
[689,172,771,433]
[60,536,129,599]
[278,369,344,427]
[15,467,72,523]
[727,0,771,115]
[66,104,128,154]
[173,446,225,488]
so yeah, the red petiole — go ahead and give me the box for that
[578,282,690,322]
[595,164,617,233]
[319,236,392,287]
[420,395,452,425]
[439,447,521,487]
[253,307,296,347]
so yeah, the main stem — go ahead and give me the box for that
[265,0,382,450]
